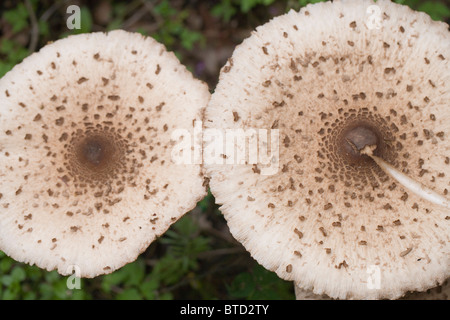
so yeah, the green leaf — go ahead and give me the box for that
[417,2,450,21]
[151,255,185,286]
[106,18,123,31]
[0,38,31,77]
[23,291,37,300]
[159,292,173,300]
[123,260,146,286]
[298,0,326,6]
[227,264,294,300]
[240,0,260,13]
[1,275,13,286]
[117,288,143,300]
[0,39,15,54]
[154,0,177,17]
[112,2,128,18]
[135,27,149,36]
[24,265,43,282]
[73,6,93,34]
[44,270,61,284]
[227,272,255,298]
[71,289,89,300]
[0,256,14,272]
[180,29,204,51]
[2,284,20,300]
[140,277,159,300]
[39,283,56,299]
[197,192,212,212]
[53,279,72,299]
[3,3,29,33]
[211,0,237,22]
[394,0,422,6]
[101,259,145,294]
[238,0,277,12]
[11,267,26,282]
[101,268,128,292]
[38,20,50,37]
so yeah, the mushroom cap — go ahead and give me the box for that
[295,279,450,300]
[401,278,449,300]
[205,0,449,299]
[0,30,209,277]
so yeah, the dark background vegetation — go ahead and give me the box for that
[0,0,449,300]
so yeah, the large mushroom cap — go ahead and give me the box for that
[205,0,449,299]
[0,30,209,277]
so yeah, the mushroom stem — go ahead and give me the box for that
[361,145,450,209]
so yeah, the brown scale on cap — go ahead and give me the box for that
[206,0,449,300]
[0,30,209,277]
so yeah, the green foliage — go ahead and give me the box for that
[227,264,294,299]
[240,0,276,14]
[106,2,129,30]
[3,3,29,33]
[297,0,327,6]
[101,259,150,300]
[76,6,93,34]
[0,39,30,78]
[0,251,90,300]
[0,215,212,300]
[98,215,211,300]
[417,1,450,21]
[394,0,450,21]
[212,0,327,21]
[151,0,205,52]
[0,3,30,77]
[0,211,286,300]
[160,216,211,272]
[212,0,237,22]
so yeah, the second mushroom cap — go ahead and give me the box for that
[205,0,450,299]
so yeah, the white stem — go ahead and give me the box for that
[361,145,450,209]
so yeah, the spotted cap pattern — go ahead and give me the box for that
[0,30,209,277]
[205,0,449,299]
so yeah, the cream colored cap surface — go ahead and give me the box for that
[205,0,449,299]
[0,30,209,277]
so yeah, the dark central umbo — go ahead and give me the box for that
[342,125,379,157]
[82,139,106,166]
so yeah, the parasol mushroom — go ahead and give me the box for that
[0,30,209,277]
[205,0,449,299]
